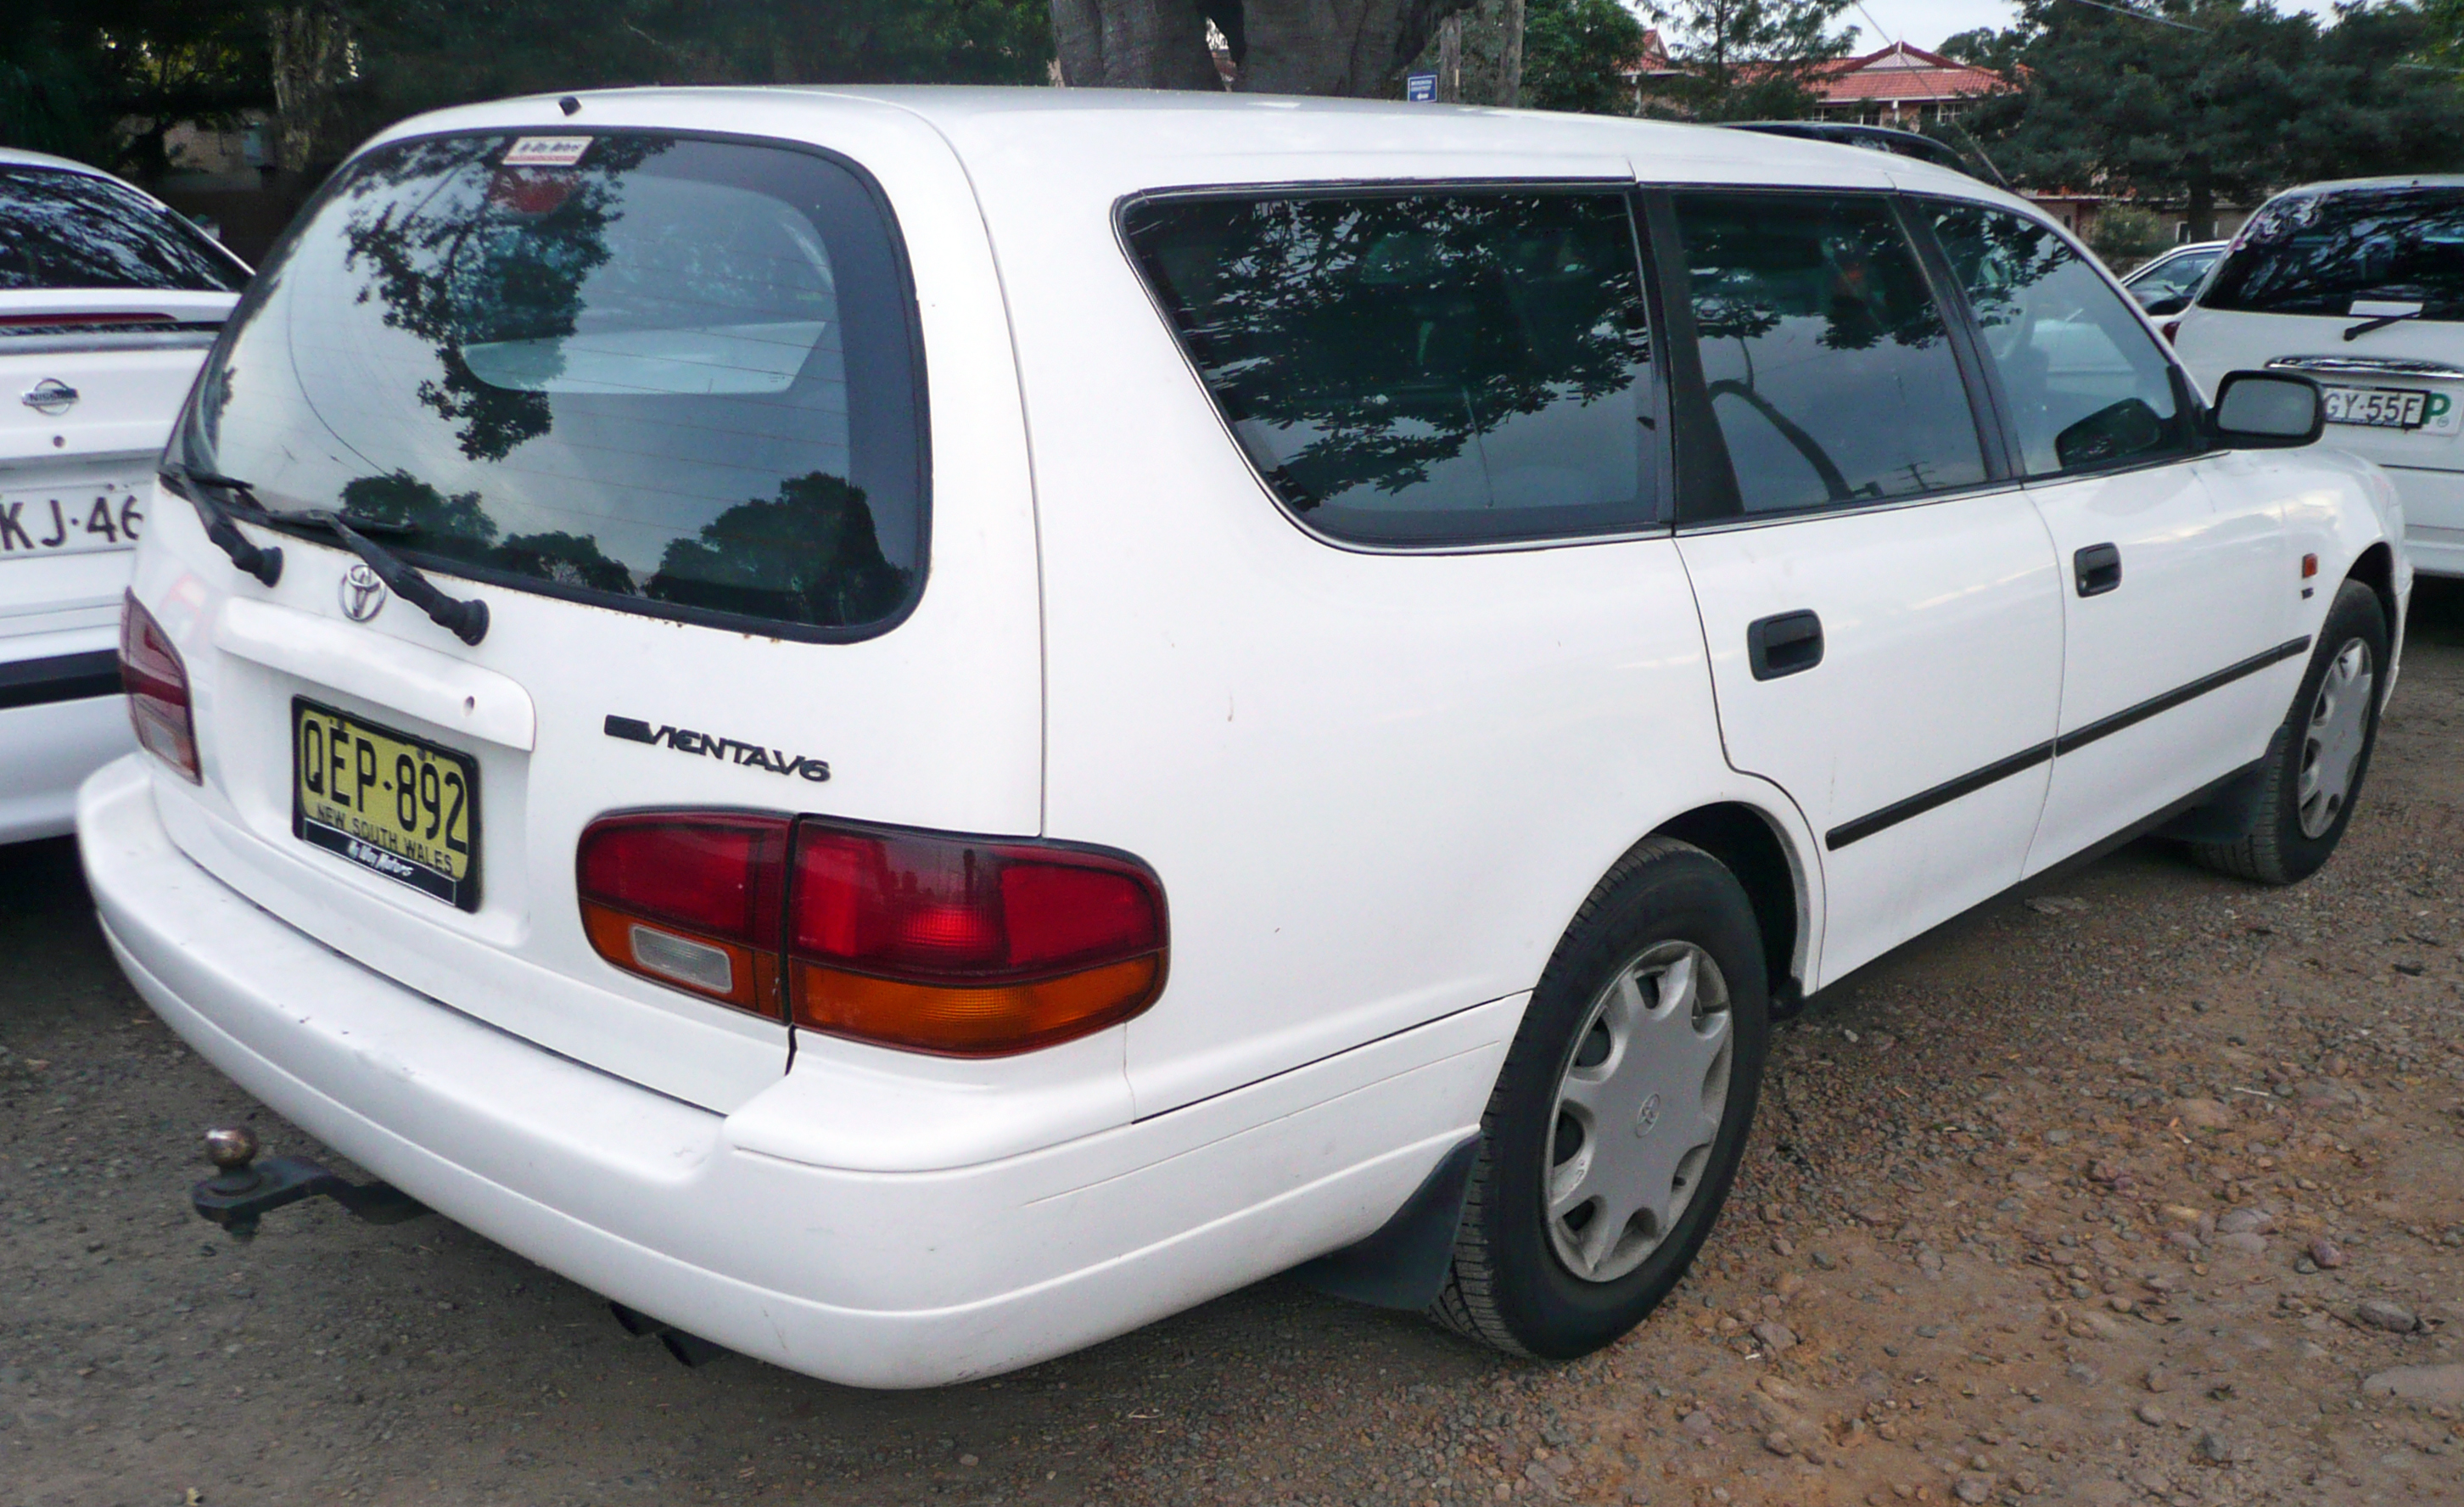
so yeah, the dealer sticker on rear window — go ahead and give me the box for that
[502,136,591,167]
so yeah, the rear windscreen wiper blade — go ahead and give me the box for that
[2344,310,2425,341]
[272,509,490,647]
[159,464,283,586]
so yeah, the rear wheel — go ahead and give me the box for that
[1431,838,1768,1359]
[2191,580,2388,886]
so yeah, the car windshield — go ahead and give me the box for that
[0,167,246,292]
[171,132,926,636]
[2131,248,2218,297]
[2201,186,2464,320]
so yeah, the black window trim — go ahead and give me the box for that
[1902,190,2215,485]
[1646,184,2020,532]
[1113,176,1677,558]
[168,124,935,647]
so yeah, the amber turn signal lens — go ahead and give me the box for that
[791,956,1161,1056]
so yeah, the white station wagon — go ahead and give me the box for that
[81,88,2407,1387]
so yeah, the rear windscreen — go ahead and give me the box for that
[0,168,247,292]
[176,132,926,636]
[2202,186,2464,322]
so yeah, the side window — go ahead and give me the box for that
[1672,193,1985,515]
[1120,189,1658,546]
[1930,204,2193,476]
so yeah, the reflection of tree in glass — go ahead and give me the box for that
[0,169,246,293]
[1681,203,1948,360]
[493,531,637,595]
[1931,207,2069,344]
[647,472,908,628]
[339,136,668,461]
[340,470,497,545]
[1126,194,1650,509]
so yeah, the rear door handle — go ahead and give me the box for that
[2074,542,2122,597]
[1747,609,1824,681]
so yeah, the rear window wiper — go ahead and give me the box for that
[271,508,490,647]
[2344,308,2426,341]
[160,463,283,586]
[155,465,489,646]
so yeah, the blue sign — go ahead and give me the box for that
[1407,72,1437,103]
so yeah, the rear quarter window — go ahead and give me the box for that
[0,167,246,292]
[1122,188,1660,547]
[176,132,927,638]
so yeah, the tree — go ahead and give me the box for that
[1523,0,1649,113]
[2087,204,2168,269]
[1642,0,1856,120]
[1050,0,1483,93]
[1962,0,2464,241]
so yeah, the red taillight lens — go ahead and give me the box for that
[119,591,198,782]
[577,814,789,1016]
[2160,317,2182,344]
[574,811,1168,1053]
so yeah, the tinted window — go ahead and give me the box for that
[2204,187,2464,321]
[1932,205,2191,476]
[176,133,923,636]
[1673,193,1985,514]
[1123,190,1658,546]
[0,168,247,292]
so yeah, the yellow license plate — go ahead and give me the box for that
[291,698,480,910]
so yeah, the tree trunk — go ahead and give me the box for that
[1048,0,1223,88]
[1437,13,1462,102]
[1235,0,1473,95]
[2186,176,2216,244]
[268,3,351,172]
[1498,0,1525,108]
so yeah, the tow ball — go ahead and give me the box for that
[190,1125,428,1241]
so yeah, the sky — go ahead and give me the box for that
[1832,0,2342,52]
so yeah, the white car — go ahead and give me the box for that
[79,90,2406,1387]
[2,146,248,842]
[2120,239,2226,316]
[2174,176,2463,578]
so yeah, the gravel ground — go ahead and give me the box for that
[6,580,2461,1507]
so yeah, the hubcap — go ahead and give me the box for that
[1544,941,1733,1285]
[2297,636,2373,839]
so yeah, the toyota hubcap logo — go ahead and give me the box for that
[1632,1093,1662,1138]
[339,563,387,622]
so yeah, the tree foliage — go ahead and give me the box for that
[1523,0,1649,113]
[1959,0,2464,238]
[1642,0,1856,120]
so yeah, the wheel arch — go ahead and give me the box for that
[2347,540,2399,642]
[1648,802,1808,1011]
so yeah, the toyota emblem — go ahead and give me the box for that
[21,378,79,416]
[339,562,388,623]
[1632,1093,1662,1139]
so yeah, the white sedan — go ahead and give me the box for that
[2,146,248,842]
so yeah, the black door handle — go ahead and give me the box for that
[2075,542,2122,597]
[1747,609,1823,681]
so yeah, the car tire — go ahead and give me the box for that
[2190,579,2388,887]
[1431,837,1768,1359]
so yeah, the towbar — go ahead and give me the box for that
[190,1125,428,1241]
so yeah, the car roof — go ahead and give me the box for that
[2261,174,2464,199]
[367,85,2033,211]
[0,145,117,176]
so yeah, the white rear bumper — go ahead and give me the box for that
[78,755,1512,1387]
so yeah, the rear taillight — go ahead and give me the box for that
[577,815,788,1016]
[576,814,1167,1056]
[2160,317,2182,343]
[119,591,198,782]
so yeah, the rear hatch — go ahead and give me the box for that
[132,109,1042,1111]
[2176,182,2464,473]
[3,162,245,649]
